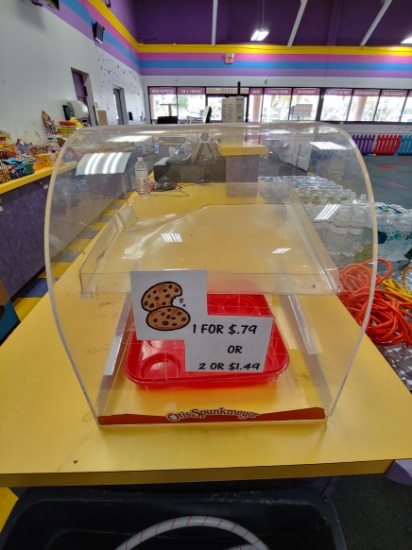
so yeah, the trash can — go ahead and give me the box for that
[0,486,347,549]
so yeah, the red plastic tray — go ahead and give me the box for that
[124,294,289,389]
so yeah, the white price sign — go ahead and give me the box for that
[130,270,272,374]
[186,317,272,373]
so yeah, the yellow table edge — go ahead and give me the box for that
[0,461,393,488]
[1,290,412,487]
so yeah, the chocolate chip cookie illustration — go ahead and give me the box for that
[147,306,190,331]
[141,282,182,311]
[141,281,190,332]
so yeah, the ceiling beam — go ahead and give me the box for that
[288,0,308,47]
[360,0,393,46]
[211,0,218,46]
[327,0,343,46]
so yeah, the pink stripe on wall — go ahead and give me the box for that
[138,52,333,62]
[323,69,412,77]
[140,68,331,76]
[138,51,412,64]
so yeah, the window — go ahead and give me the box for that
[206,87,249,95]
[321,89,352,121]
[261,88,292,121]
[149,87,177,123]
[177,87,206,122]
[401,91,412,122]
[206,87,249,122]
[248,88,263,122]
[347,89,380,121]
[290,89,320,121]
[375,90,407,122]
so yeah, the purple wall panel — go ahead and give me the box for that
[0,224,25,298]
[110,0,140,41]
[0,188,44,290]
[134,0,213,44]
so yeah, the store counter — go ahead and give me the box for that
[1,278,412,486]
[0,163,78,297]
[0,167,54,196]
[0,162,76,195]
[216,141,267,183]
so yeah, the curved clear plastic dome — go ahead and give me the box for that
[45,122,377,425]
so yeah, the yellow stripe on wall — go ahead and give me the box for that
[88,0,141,51]
[137,44,412,57]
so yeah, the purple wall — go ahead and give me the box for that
[129,0,412,47]
[110,0,140,43]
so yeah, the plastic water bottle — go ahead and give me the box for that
[310,204,325,237]
[378,212,396,260]
[404,212,412,257]
[341,205,366,260]
[135,156,150,197]
[319,194,337,246]
[388,212,412,261]
[183,138,192,157]
[326,205,351,258]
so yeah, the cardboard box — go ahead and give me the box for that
[33,153,53,170]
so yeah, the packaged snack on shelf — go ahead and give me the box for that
[33,153,53,170]
[0,161,10,183]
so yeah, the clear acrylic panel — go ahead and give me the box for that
[45,122,377,425]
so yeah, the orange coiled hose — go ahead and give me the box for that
[338,259,412,347]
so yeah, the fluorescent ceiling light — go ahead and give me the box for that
[251,29,269,41]
[76,152,131,175]
[314,204,340,221]
[401,35,412,44]
[107,135,150,143]
[310,141,346,151]
[271,248,291,254]
[161,233,182,243]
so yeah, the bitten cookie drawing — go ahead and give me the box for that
[141,282,190,331]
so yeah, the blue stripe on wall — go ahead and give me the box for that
[104,32,141,68]
[61,0,90,20]
[60,0,141,70]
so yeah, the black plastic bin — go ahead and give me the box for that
[0,486,347,550]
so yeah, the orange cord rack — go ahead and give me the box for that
[339,260,412,347]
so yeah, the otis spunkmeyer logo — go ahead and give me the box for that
[166,407,260,422]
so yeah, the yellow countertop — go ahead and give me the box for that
[217,142,268,156]
[1,183,412,487]
[0,288,412,487]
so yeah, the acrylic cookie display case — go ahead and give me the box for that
[45,122,377,426]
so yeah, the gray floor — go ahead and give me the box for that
[332,475,412,550]
[363,155,412,209]
[330,154,412,550]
